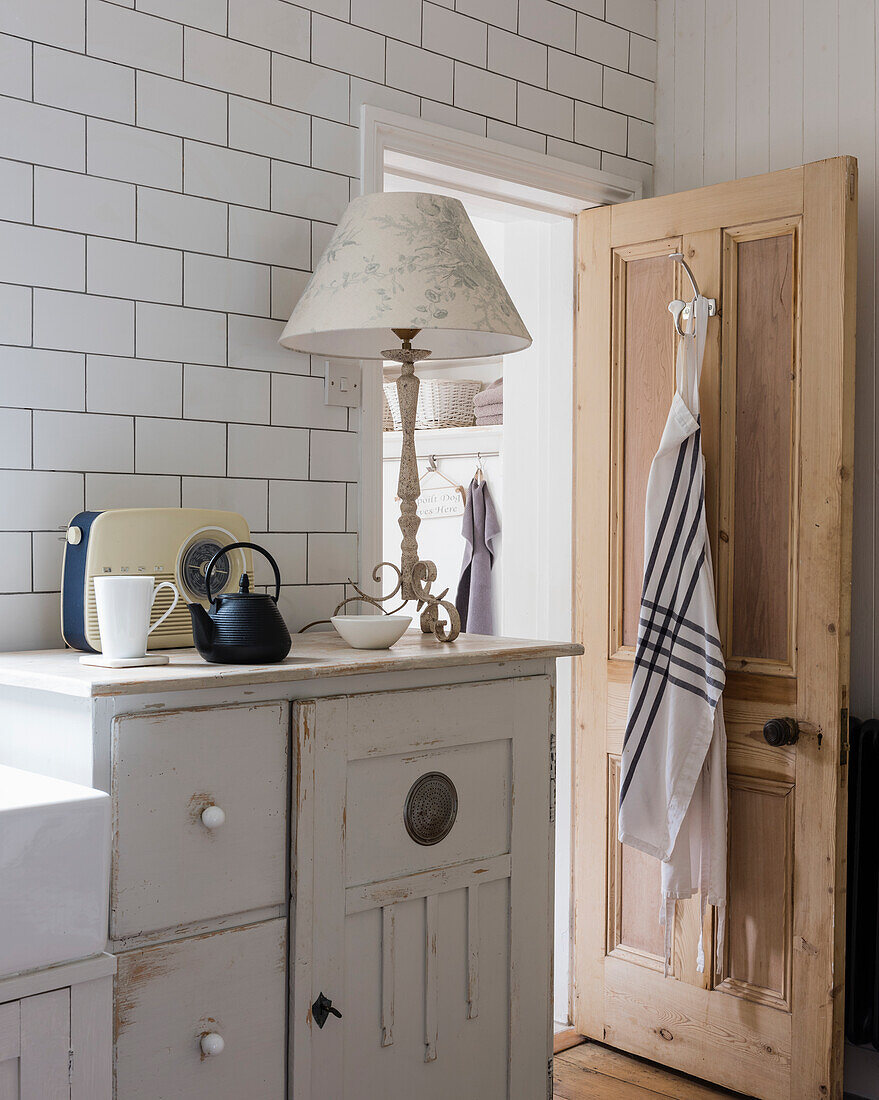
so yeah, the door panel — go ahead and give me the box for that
[0,991,72,1100]
[342,880,512,1098]
[20,991,69,1100]
[0,1000,20,1098]
[574,158,857,1100]
[723,775,793,1009]
[344,737,511,886]
[724,223,799,670]
[619,836,665,960]
[607,756,665,968]
[617,245,679,649]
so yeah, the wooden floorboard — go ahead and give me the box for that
[554,1028,586,1054]
[554,1041,749,1099]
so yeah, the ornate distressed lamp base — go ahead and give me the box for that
[333,327,462,643]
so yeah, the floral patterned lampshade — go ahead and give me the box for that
[279,191,532,360]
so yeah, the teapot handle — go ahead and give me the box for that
[205,541,282,605]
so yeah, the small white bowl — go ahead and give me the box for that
[331,614,412,650]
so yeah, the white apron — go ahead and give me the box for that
[617,296,727,975]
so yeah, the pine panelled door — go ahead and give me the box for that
[573,158,857,1100]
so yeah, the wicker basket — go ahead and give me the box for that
[382,390,394,431]
[383,378,482,430]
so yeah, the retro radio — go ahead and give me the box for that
[61,508,253,652]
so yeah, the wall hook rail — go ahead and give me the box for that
[667,251,717,337]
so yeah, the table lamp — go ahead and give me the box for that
[279,191,531,641]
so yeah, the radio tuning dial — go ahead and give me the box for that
[181,537,232,601]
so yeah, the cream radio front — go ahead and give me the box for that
[61,508,253,653]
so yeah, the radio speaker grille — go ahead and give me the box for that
[85,572,254,650]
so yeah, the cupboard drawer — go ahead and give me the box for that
[115,919,286,1100]
[111,702,287,938]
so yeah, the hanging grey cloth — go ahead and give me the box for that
[455,477,500,634]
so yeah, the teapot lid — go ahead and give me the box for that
[219,573,265,599]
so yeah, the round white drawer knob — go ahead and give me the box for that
[200,805,226,830]
[66,526,82,545]
[200,1032,225,1056]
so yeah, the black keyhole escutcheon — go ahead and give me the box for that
[763,717,799,747]
[312,992,342,1029]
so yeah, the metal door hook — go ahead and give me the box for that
[668,252,717,337]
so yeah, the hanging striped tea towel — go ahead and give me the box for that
[618,295,727,976]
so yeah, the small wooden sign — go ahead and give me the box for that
[417,487,466,520]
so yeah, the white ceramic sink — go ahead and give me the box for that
[0,765,110,978]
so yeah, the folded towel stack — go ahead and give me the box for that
[473,377,503,426]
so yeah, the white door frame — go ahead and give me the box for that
[357,105,643,592]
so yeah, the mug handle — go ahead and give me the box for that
[148,581,180,635]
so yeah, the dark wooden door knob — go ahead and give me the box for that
[763,717,800,747]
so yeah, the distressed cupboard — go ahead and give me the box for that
[0,633,577,1098]
[0,954,116,1100]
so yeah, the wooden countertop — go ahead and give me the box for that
[0,631,582,699]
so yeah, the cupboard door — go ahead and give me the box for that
[0,1001,19,1099]
[0,990,71,1100]
[574,158,857,1099]
[70,977,112,1100]
[115,919,286,1100]
[290,677,554,1100]
[111,701,288,938]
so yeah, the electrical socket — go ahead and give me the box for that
[324,360,361,408]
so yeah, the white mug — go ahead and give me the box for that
[94,576,180,659]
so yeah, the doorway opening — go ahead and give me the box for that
[381,173,574,1026]
[360,108,641,1031]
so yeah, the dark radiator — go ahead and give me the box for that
[846,717,879,1048]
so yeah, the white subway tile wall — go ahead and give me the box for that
[0,0,655,648]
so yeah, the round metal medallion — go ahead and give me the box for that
[404,772,458,846]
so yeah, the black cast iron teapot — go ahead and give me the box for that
[188,541,292,664]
